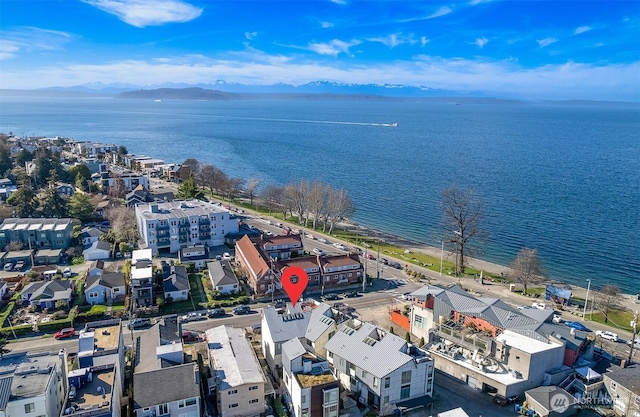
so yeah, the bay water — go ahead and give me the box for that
[1,96,638,294]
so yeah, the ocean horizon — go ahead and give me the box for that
[1,96,638,294]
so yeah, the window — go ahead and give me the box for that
[250,399,259,404]
[323,388,338,404]
[301,395,306,403]
[400,386,411,399]
[249,385,258,391]
[25,403,35,413]
[373,377,379,387]
[361,370,367,378]
[228,389,238,395]
[158,404,169,415]
[610,382,617,392]
[401,370,412,384]
[229,404,239,408]
[179,398,197,408]
[328,351,333,359]
[384,377,390,388]
[383,396,389,404]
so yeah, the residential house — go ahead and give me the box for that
[207,260,240,295]
[88,260,105,277]
[0,218,74,250]
[135,200,239,255]
[83,240,112,261]
[324,320,435,417]
[125,185,174,207]
[75,142,118,157]
[56,182,75,197]
[408,285,578,398]
[0,178,17,201]
[281,337,340,417]
[254,234,305,261]
[80,227,104,246]
[235,235,279,299]
[133,316,201,417]
[0,350,69,417]
[102,167,149,194]
[21,279,73,310]
[66,319,126,417]
[85,272,126,304]
[206,326,271,417]
[262,304,313,375]
[162,264,190,302]
[33,248,62,265]
[179,245,209,270]
[131,249,154,308]
[602,364,640,417]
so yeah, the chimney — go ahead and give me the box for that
[194,365,200,384]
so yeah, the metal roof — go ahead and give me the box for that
[304,304,336,342]
[263,305,313,343]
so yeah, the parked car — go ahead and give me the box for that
[233,305,251,315]
[552,314,563,323]
[317,238,328,244]
[595,330,619,342]
[54,327,76,340]
[322,293,340,301]
[366,254,375,260]
[389,261,402,269]
[312,248,325,256]
[13,261,25,271]
[380,258,389,265]
[182,330,204,343]
[627,338,640,348]
[273,299,286,308]
[207,308,226,318]
[402,293,413,301]
[3,263,13,271]
[180,312,206,323]
[128,318,152,329]
[344,291,359,298]
[222,252,233,260]
[333,243,347,250]
[531,302,546,310]
[564,321,591,332]
[493,395,508,406]
[63,267,72,278]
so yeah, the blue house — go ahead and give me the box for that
[21,280,73,310]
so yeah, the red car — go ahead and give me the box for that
[182,331,204,343]
[54,328,75,340]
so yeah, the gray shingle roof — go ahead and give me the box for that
[133,363,200,409]
[163,265,189,292]
[324,322,412,379]
[525,386,577,411]
[207,260,239,287]
[604,365,640,395]
[22,279,73,302]
[134,317,181,373]
[86,272,125,291]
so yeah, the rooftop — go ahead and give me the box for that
[296,371,337,389]
[68,365,115,416]
[136,200,232,220]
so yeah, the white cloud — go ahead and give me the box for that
[427,6,453,19]
[320,21,334,29]
[537,37,558,48]
[574,26,592,35]
[82,0,203,28]
[329,0,346,4]
[308,39,360,56]
[420,36,429,47]
[367,33,416,48]
[1,51,638,101]
[0,27,72,59]
[474,37,489,48]
[245,32,257,40]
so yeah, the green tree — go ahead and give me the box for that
[177,174,204,200]
[419,337,425,347]
[14,149,34,167]
[405,332,411,342]
[0,145,12,175]
[6,186,39,217]
[389,326,395,334]
[68,164,91,185]
[68,193,95,222]
[41,187,68,218]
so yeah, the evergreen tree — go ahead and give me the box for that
[68,193,95,222]
[6,171,39,218]
[41,173,68,218]
[177,174,204,200]
[14,149,34,167]
[0,146,12,175]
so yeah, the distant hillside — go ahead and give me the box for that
[117,87,240,100]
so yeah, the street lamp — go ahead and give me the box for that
[376,238,381,279]
[582,279,591,321]
[453,231,462,276]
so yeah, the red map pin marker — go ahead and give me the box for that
[281,266,309,308]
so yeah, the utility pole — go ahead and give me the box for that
[628,311,638,365]
[582,279,591,321]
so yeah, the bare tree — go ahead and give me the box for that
[308,181,329,230]
[224,177,245,202]
[105,206,139,246]
[287,180,311,225]
[325,187,355,234]
[108,175,128,199]
[596,284,621,324]
[245,178,262,206]
[5,241,23,252]
[198,164,228,195]
[179,158,200,181]
[508,247,545,294]
[261,184,284,216]
[440,185,484,275]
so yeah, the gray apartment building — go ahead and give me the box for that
[135,200,239,255]
[0,218,74,250]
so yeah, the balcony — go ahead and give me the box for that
[436,322,490,352]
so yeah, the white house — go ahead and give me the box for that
[324,321,435,416]
[80,227,104,246]
[85,272,126,305]
[83,240,112,261]
[162,265,190,302]
[87,260,105,277]
[207,260,240,295]
[131,249,153,307]
[179,245,209,270]
[206,326,271,417]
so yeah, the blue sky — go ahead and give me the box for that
[1,0,639,100]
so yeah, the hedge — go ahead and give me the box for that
[5,324,34,337]
[37,318,73,332]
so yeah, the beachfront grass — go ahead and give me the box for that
[587,309,635,332]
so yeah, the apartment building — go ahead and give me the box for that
[131,249,154,308]
[136,200,238,255]
[0,218,74,250]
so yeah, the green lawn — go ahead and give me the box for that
[587,309,634,332]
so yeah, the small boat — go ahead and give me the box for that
[391,122,398,127]
[154,99,163,102]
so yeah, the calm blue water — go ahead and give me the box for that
[1,96,639,293]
